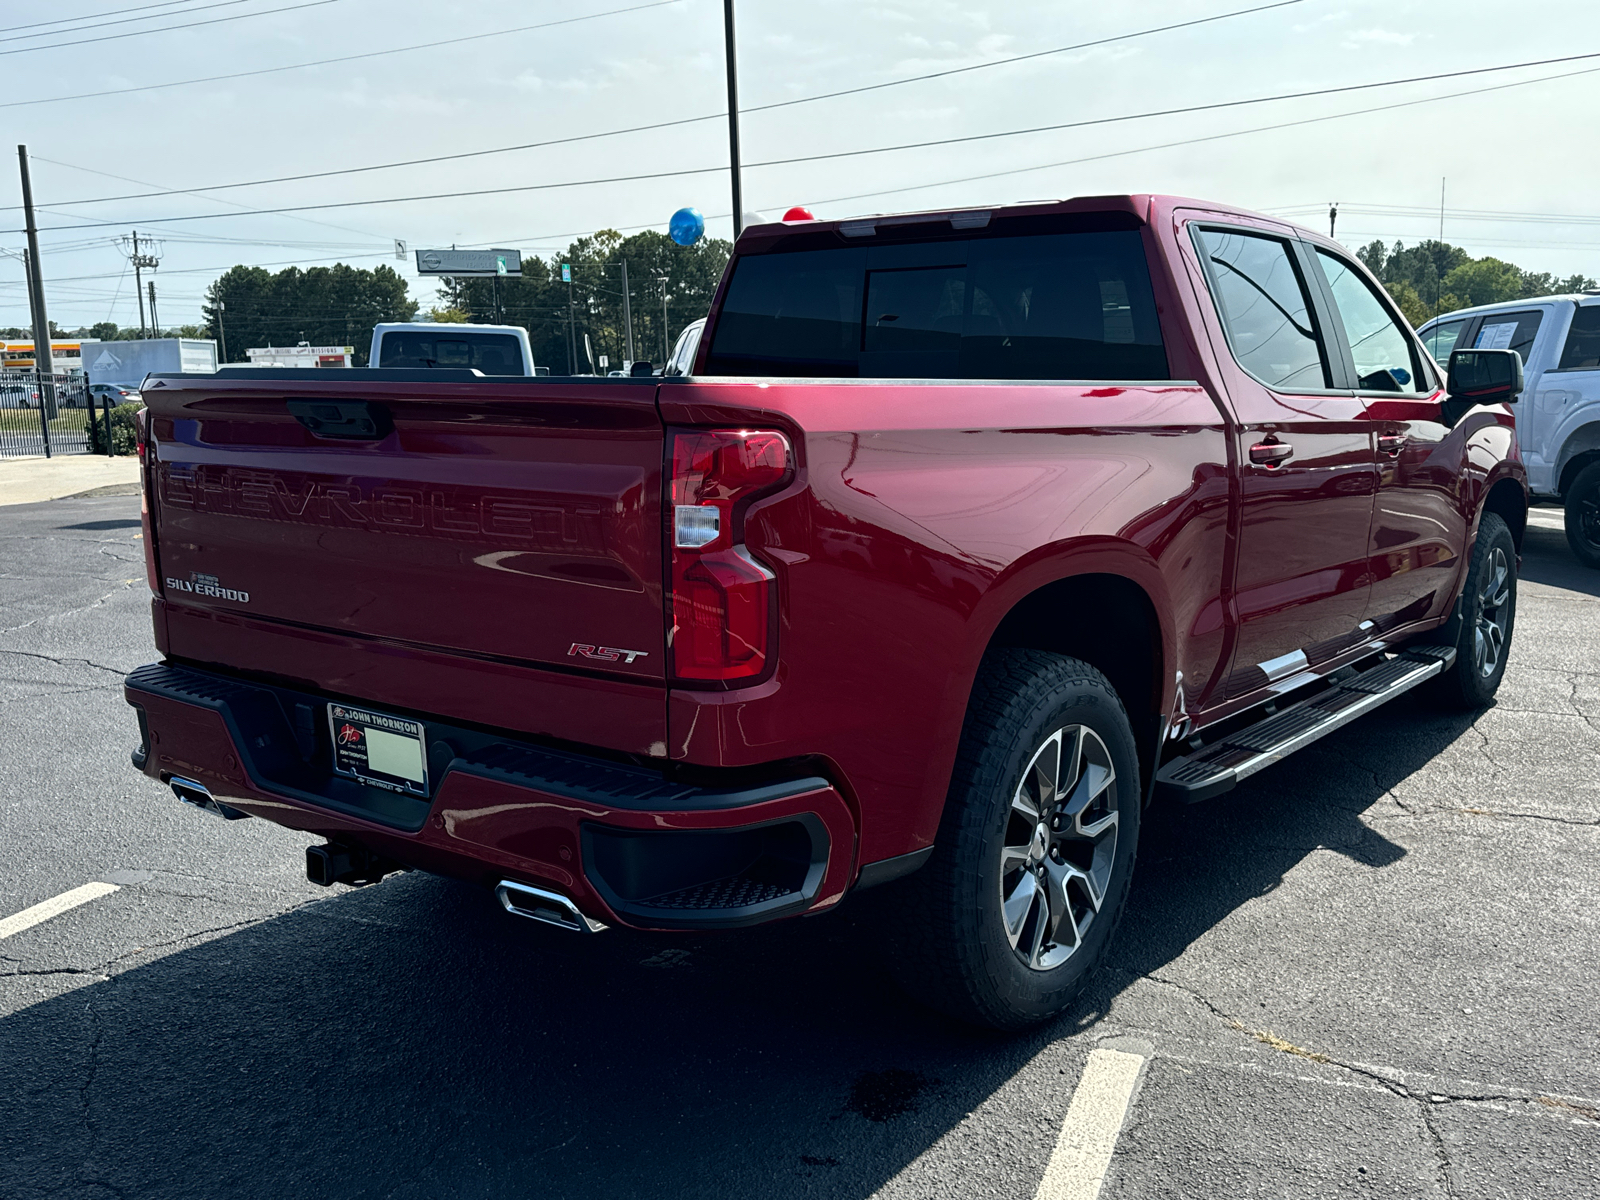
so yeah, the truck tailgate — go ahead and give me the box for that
[143,374,666,697]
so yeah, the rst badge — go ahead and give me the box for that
[165,571,250,603]
[568,643,649,665]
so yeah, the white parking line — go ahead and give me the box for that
[0,882,119,940]
[1035,1047,1148,1200]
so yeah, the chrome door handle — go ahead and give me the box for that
[1378,433,1407,456]
[1249,440,1293,466]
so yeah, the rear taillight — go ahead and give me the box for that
[668,429,791,682]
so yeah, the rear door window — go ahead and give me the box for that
[1194,228,1329,389]
[1422,319,1467,367]
[1314,249,1428,392]
[705,229,1170,380]
[1472,310,1543,366]
[1557,305,1600,370]
[378,331,523,375]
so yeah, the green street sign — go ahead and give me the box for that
[561,263,572,283]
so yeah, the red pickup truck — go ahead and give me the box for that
[125,195,1527,1029]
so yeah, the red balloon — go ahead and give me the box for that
[782,206,816,222]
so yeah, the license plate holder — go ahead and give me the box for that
[328,703,429,796]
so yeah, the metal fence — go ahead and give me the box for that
[0,371,108,458]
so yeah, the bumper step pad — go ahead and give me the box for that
[1156,645,1456,803]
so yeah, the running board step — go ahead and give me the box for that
[1156,645,1456,803]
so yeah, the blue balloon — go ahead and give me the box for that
[669,207,705,247]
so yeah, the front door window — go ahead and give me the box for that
[1315,250,1427,392]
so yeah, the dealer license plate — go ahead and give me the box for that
[328,704,429,796]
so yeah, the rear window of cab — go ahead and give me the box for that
[705,229,1170,381]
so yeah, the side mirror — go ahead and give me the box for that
[1446,348,1524,406]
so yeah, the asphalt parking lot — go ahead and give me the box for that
[3,492,1597,1200]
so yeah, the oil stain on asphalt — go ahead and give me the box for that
[846,1069,933,1122]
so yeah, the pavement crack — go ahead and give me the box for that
[1453,807,1600,827]
[1469,721,1506,774]
[0,966,106,979]
[0,579,138,635]
[1325,743,1417,814]
[0,648,127,678]
[1419,1105,1461,1199]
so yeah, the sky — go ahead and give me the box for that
[2,0,1598,334]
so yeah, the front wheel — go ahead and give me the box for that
[885,650,1140,1030]
[1565,461,1600,570]
[1432,511,1517,709]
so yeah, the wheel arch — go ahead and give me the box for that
[974,554,1171,799]
[1555,421,1600,498]
[1482,475,1529,552]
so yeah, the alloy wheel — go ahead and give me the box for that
[1578,493,1600,552]
[1474,545,1512,678]
[1000,724,1119,972]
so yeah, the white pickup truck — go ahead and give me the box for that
[1420,294,1600,567]
[369,323,539,376]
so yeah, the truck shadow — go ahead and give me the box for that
[0,698,1480,1200]
[1519,520,1600,597]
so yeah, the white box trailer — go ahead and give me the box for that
[81,338,217,386]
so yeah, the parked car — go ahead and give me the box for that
[89,382,140,406]
[125,194,1526,1029]
[1419,294,1600,567]
[661,317,705,377]
[2,381,40,407]
[370,323,536,376]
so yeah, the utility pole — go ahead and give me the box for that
[148,280,160,334]
[1328,203,1338,239]
[17,145,56,418]
[124,229,160,337]
[217,299,228,363]
[1434,178,1446,322]
[620,259,635,366]
[723,0,743,239]
[564,265,576,374]
[656,276,670,362]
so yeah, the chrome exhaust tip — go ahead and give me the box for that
[169,776,249,821]
[495,880,607,933]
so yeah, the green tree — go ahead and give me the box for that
[201,263,416,365]
[1439,257,1524,310]
[439,230,731,373]
[1383,280,1430,327]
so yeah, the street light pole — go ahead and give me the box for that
[620,259,635,366]
[723,0,743,239]
[656,276,670,362]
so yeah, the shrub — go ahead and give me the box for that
[88,401,140,455]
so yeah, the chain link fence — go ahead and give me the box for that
[0,371,118,458]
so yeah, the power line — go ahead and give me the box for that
[0,0,198,36]
[25,1,1318,205]
[24,56,1600,233]
[0,0,683,109]
[31,155,392,243]
[0,0,341,58]
[0,0,251,45]
[787,61,1600,217]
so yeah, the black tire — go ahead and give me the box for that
[1565,461,1600,570]
[1432,511,1517,710]
[884,649,1141,1031]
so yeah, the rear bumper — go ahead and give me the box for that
[125,662,856,930]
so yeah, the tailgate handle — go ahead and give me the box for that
[287,399,392,440]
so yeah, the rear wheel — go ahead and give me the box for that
[1432,511,1517,710]
[886,650,1140,1030]
[1565,461,1600,570]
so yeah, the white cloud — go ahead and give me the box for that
[1342,28,1419,47]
